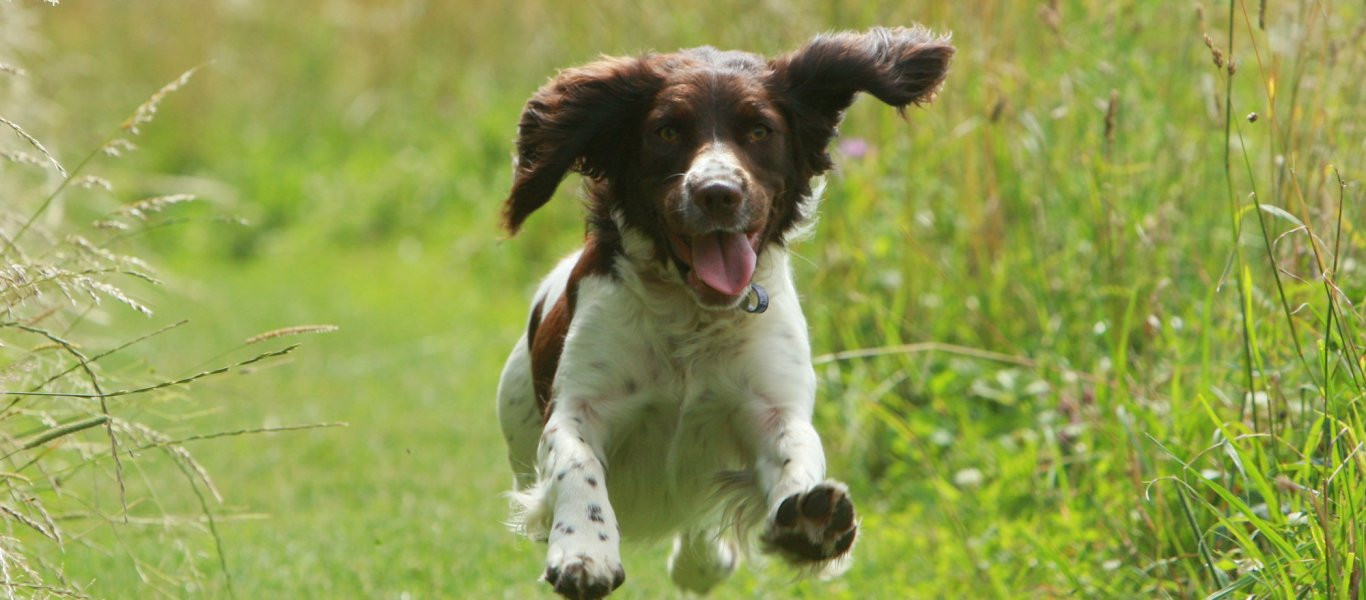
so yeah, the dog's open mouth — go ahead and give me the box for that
[670,230,761,305]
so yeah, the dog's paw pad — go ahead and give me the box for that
[544,554,625,599]
[761,481,858,565]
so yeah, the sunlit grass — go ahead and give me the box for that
[4,0,1363,597]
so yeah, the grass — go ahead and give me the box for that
[3,0,1364,597]
[0,52,329,600]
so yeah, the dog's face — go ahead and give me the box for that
[637,50,795,305]
[504,28,955,308]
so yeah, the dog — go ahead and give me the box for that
[496,26,954,598]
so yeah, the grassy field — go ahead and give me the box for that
[3,0,1364,597]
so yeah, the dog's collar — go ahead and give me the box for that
[742,283,768,314]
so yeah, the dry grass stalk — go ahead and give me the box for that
[0,264,154,316]
[70,175,112,191]
[244,325,340,345]
[1203,33,1226,69]
[121,65,202,136]
[65,235,154,272]
[114,194,198,221]
[0,150,45,167]
[1,15,319,597]
[0,116,67,177]
[99,138,135,157]
[135,421,349,450]
[3,345,300,400]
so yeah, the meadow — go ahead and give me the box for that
[2,0,1363,597]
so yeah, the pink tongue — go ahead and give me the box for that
[690,232,756,297]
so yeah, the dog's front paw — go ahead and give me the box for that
[543,544,625,600]
[761,481,857,566]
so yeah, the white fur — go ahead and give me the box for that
[497,219,845,594]
[684,143,744,192]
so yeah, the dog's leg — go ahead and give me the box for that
[497,336,540,489]
[753,409,858,573]
[668,529,738,594]
[536,408,625,599]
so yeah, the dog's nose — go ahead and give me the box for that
[692,180,744,214]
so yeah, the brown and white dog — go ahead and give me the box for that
[496,27,953,598]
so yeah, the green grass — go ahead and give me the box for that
[3,0,1364,597]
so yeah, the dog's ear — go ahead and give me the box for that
[769,26,954,176]
[504,56,662,235]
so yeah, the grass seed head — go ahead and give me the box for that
[0,115,67,176]
[1202,34,1225,69]
[101,138,137,157]
[72,175,113,191]
[116,194,198,220]
[0,150,45,167]
[244,325,340,345]
[121,65,203,136]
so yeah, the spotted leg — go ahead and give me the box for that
[537,410,625,599]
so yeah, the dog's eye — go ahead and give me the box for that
[747,124,771,142]
[656,126,680,142]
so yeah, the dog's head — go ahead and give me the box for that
[504,27,955,308]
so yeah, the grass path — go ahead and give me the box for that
[50,241,911,598]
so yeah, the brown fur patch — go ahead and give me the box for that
[528,233,619,420]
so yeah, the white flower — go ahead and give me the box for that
[953,468,984,488]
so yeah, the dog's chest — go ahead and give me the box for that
[553,262,812,537]
[602,385,753,538]
[577,313,762,536]
[594,318,756,456]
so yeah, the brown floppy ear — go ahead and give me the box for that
[503,56,662,234]
[769,26,955,177]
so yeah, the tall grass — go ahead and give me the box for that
[1,4,337,597]
[807,1,1364,596]
[6,0,1363,597]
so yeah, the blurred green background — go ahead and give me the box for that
[3,0,1364,598]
